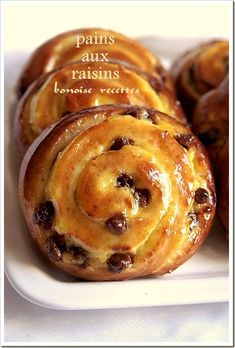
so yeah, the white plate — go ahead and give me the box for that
[4,37,229,310]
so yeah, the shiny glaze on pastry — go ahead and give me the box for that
[172,40,228,117]
[19,105,216,280]
[15,61,185,156]
[216,140,229,233]
[193,76,228,164]
[19,28,174,95]
[193,76,228,232]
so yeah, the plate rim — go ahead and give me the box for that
[5,264,229,310]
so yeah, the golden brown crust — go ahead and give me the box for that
[192,76,229,233]
[172,40,229,118]
[15,61,186,156]
[19,105,216,281]
[19,28,174,96]
[192,76,228,164]
[216,140,229,232]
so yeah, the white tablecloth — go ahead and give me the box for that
[4,277,229,345]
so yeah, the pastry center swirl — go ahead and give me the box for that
[76,150,162,220]
[46,115,193,252]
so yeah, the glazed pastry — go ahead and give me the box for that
[19,105,216,281]
[15,61,186,156]
[172,40,229,117]
[18,28,174,95]
[192,76,228,163]
[193,76,228,232]
[216,140,229,233]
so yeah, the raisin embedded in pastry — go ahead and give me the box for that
[171,40,228,117]
[19,105,216,281]
[14,61,186,156]
[18,28,174,96]
[192,69,229,234]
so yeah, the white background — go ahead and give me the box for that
[3,0,232,345]
[4,1,230,51]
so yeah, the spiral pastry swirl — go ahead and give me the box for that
[172,40,228,117]
[15,61,185,156]
[19,105,216,280]
[19,28,174,95]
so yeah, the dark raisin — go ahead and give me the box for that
[195,188,209,204]
[116,173,135,189]
[51,232,67,252]
[33,201,55,228]
[69,246,89,268]
[175,134,194,149]
[126,107,149,120]
[134,189,151,207]
[198,129,218,146]
[46,237,62,262]
[110,137,135,151]
[106,213,128,235]
[107,252,133,273]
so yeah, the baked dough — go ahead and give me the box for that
[216,140,229,233]
[193,76,229,233]
[193,75,228,164]
[19,28,174,95]
[172,40,228,118]
[19,105,216,280]
[173,41,229,233]
[15,61,186,156]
